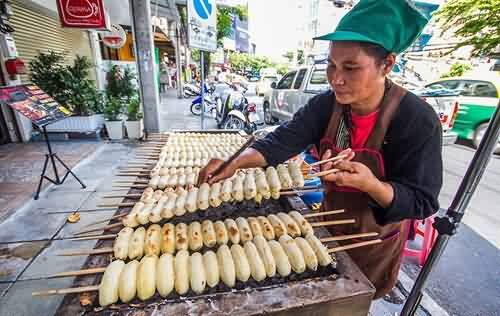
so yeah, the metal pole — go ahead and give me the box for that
[43,126,60,184]
[200,50,205,130]
[130,0,161,132]
[173,23,183,99]
[401,100,500,316]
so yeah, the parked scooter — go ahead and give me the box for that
[183,82,201,98]
[190,83,220,117]
[220,85,259,134]
[223,102,259,134]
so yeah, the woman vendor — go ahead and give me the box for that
[198,0,443,299]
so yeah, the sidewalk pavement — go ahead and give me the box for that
[0,141,101,223]
[159,89,217,131]
[0,141,137,316]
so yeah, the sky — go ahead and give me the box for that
[248,0,304,61]
[247,0,347,62]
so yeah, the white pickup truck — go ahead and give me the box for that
[262,64,458,145]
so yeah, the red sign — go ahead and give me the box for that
[56,0,108,29]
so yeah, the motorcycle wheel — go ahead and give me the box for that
[245,123,257,134]
[190,103,202,116]
[223,115,245,130]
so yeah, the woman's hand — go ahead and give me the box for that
[320,148,355,172]
[197,159,237,186]
[322,160,378,192]
[321,151,395,208]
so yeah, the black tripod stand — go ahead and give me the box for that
[34,126,86,200]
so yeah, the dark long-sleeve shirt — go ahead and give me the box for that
[252,90,443,225]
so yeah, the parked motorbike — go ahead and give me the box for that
[183,83,201,98]
[215,82,246,128]
[190,84,220,117]
[220,86,259,134]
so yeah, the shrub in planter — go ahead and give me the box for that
[30,52,105,132]
[104,96,125,140]
[125,97,144,140]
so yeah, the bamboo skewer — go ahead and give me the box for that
[81,213,128,228]
[310,219,355,227]
[66,231,374,244]
[115,173,149,177]
[321,232,379,242]
[44,208,118,215]
[74,218,355,237]
[32,285,100,296]
[101,193,142,199]
[309,154,348,167]
[81,208,344,229]
[58,247,113,256]
[74,222,123,235]
[112,184,148,188]
[68,234,118,241]
[280,188,324,196]
[49,267,107,278]
[303,209,345,217]
[306,168,340,179]
[97,202,135,208]
[113,180,149,184]
[44,235,380,282]
[328,239,382,253]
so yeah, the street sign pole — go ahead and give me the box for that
[401,100,500,316]
[200,51,205,129]
[187,0,217,130]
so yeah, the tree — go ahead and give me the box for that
[217,5,248,46]
[440,62,472,78]
[228,52,275,75]
[283,51,294,63]
[434,0,500,56]
[297,49,305,65]
[276,64,290,76]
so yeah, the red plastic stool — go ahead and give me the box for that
[403,216,438,266]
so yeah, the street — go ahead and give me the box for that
[402,144,500,316]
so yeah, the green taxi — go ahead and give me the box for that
[425,72,500,150]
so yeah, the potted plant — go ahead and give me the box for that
[30,52,105,133]
[103,96,124,140]
[125,96,144,139]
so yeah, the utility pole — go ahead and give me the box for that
[130,0,161,132]
[173,22,183,99]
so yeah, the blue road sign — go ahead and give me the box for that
[194,0,213,20]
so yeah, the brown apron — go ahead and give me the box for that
[319,83,408,299]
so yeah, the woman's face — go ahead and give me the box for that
[327,42,389,105]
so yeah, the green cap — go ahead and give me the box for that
[314,0,429,54]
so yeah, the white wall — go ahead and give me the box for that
[23,0,58,13]
[104,0,132,25]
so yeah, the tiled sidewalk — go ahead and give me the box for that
[159,89,217,131]
[0,141,101,222]
[0,142,136,316]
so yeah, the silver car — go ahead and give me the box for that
[263,64,329,124]
[262,64,458,146]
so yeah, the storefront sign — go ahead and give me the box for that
[101,24,127,49]
[187,0,217,52]
[56,0,108,29]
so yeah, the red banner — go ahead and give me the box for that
[56,0,108,29]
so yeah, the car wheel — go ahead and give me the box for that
[473,123,500,153]
[263,103,275,125]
